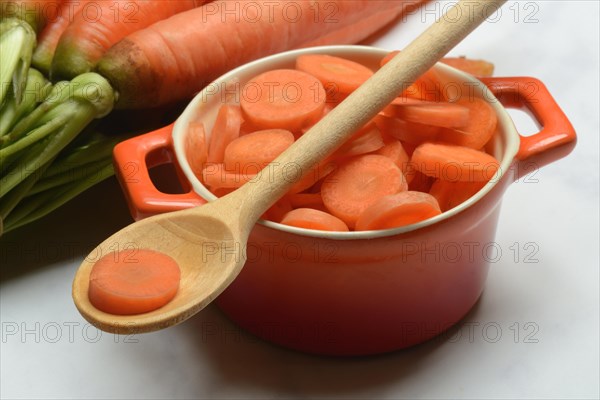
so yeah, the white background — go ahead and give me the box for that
[1,1,599,399]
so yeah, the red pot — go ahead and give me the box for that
[113,46,575,355]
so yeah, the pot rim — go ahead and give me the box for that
[173,45,520,240]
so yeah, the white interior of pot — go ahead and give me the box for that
[173,45,520,240]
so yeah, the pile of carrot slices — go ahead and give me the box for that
[188,52,500,232]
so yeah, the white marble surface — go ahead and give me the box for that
[1,1,598,399]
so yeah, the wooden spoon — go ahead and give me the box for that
[73,0,506,334]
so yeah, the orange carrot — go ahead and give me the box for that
[97,0,427,109]
[207,104,242,164]
[429,179,487,212]
[374,138,410,173]
[411,143,500,182]
[441,57,494,77]
[289,193,324,209]
[438,97,498,149]
[224,129,294,172]
[51,0,207,80]
[321,154,407,228]
[262,196,293,223]
[88,249,180,315]
[407,170,435,192]
[374,113,441,145]
[296,54,374,96]
[240,69,326,132]
[384,97,471,129]
[300,1,426,48]
[289,158,337,194]
[239,120,260,136]
[280,208,349,232]
[331,122,385,159]
[201,163,256,189]
[381,51,444,101]
[32,0,89,74]
[300,104,335,135]
[185,122,208,176]
[355,191,441,231]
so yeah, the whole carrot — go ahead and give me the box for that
[31,0,90,75]
[301,0,429,48]
[97,0,424,109]
[51,0,208,81]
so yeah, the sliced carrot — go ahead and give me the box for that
[280,208,349,232]
[240,69,326,132]
[429,179,487,212]
[262,197,293,223]
[289,193,324,209]
[202,163,256,189]
[300,103,334,136]
[407,170,435,192]
[402,141,418,157]
[88,250,180,315]
[321,154,407,228]
[384,97,471,129]
[296,54,374,96]
[207,105,242,164]
[411,143,500,182]
[332,122,385,159]
[374,113,441,145]
[355,191,442,231]
[186,122,208,176]
[374,139,410,173]
[223,129,294,172]
[404,156,435,190]
[441,57,494,77]
[438,97,497,149]
[380,51,443,101]
[239,120,261,136]
[289,159,337,194]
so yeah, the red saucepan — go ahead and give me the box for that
[113,46,575,355]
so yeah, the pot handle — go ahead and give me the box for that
[481,77,576,181]
[113,124,206,220]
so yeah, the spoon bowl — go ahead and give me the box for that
[72,200,247,333]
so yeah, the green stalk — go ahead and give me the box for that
[0,73,115,198]
[0,18,36,106]
[0,110,71,156]
[28,158,111,195]
[43,136,121,178]
[0,160,50,219]
[1,81,71,144]
[3,162,114,233]
[0,106,90,196]
[1,3,46,34]
[0,68,51,137]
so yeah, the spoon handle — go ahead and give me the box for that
[233,0,507,222]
